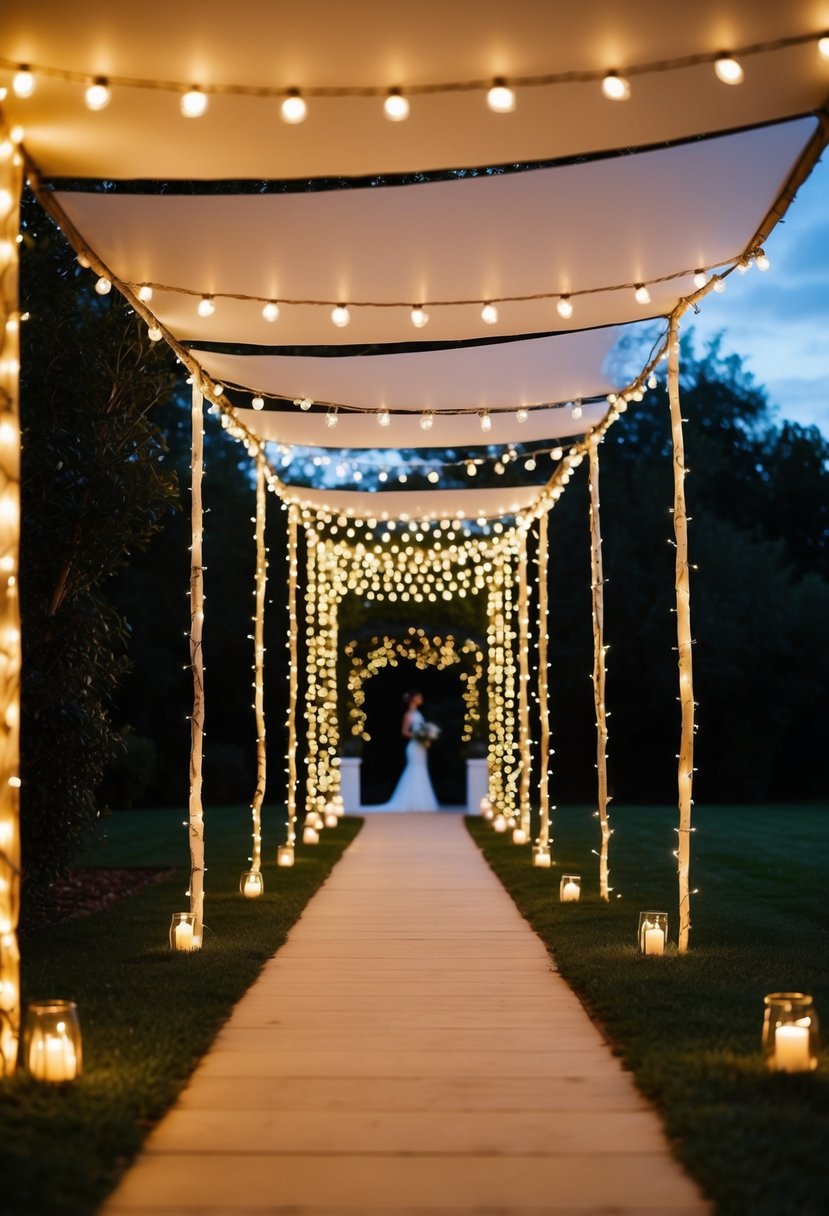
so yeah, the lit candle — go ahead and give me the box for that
[533,850,551,868]
[774,1024,811,1072]
[562,881,580,902]
[324,811,338,828]
[492,814,507,833]
[303,826,319,845]
[644,925,665,955]
[174,920,195,951]
[512,827,528,845]
[29,1031,77,1082]
[243,874,261,898]
[277,846,295,867]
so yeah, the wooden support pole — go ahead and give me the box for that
[516,527,532,837]
[537,511,551,852]
[0,132,23,1072]
[188,384,205,945]
[249,454,267,874]
[286,505,299,847]
[588,439,611,900]
[667,314,695,953]
[303,530,319,813]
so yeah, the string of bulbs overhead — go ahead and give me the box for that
[2,32,827,118]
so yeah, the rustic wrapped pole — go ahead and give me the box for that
[536,510,552,855]
[667,313,695,953]
[516,526,532,838]
[588,438,611,900]
[0,132,22,1072]
[249,453,268,877]
[286,504,299,847]
[188,384,206,945]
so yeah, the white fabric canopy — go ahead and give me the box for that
[197,329,622,413]
[280,483,543,521]
[2,1,825,179]
[237,402,605,450]
[53,118,816,349]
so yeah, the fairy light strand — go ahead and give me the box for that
[587,437,611,900]
[249,453,268,878]
[187,383,206,946]
[536,510,552,856]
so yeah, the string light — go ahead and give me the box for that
[714,54,744,84]
[262,301,280,322]
[251,395,265,410]
[571,400,583,420]
[820,36,829,60]
[383,89,410,121]
[197,295,215,317]
[634,284,651,304]
[377,408,390,427]
[693,270,707,288]
[147,324,162,342]
[325,408,339,428]
[516,407,528,423]
[281,90,307,123]
[481,302,498,324]
[84,78,111,111]
[479,411,492,432]
[137,284,153,302]
[331,304,351,328]
[755,249,770,271]
[486,78,516,112]
[180,88,208,118]
[556,295,573,319]
[94,276,111,295]
[419,411,434,431]
[427,470,440,484]
[410,306,429,328]
[601,71,630,100]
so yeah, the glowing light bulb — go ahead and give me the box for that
[147,325,162,342]
[212,383,223,396]
[524,457,537,471]
[281,90,307,123]
[137,284,153,302]
[714,55,744,85]
[601,72,630,101]
[648,374,658,389]
[479,411,492,432]
[181,88,208,118]
[713,278,726,293]
[556,295,573,319]
[466,462,477,477]
[411,306,429,328]
[262,301,280,321]
[571,401,583,420]
[693,270,707,289]
[427,470,440,484]
[755,249,770,271]
[481,302,498,324]
[95,276,112,295]
[487,79,515,113]
[299,398,313,410]
[12,67,35,99]
[516,407,528,423]
[197,296,215,317]
[819,36,829,60]
[378,409,390,427]
[85,78,111,111]
[634,284,651,304]
[326,410,338,428]
[384,89,410,121]
[331,304,351,328]
[252,395,265,410]
[419,412,434,431]
[551,446,563,460]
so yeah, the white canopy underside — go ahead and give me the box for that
[279,484,544,521]
[2,1,826,519]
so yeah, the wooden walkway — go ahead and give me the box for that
[104,814,709,1215]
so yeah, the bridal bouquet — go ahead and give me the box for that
[414,721,441,744]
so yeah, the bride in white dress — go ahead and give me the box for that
[373,690,440,812]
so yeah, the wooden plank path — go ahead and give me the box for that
[104,814,709,1215]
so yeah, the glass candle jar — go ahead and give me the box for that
[302,826,320,845]
[24,1000,82,1083]
[492,813,507,833]
[512,827,528,845]
[560,875,581,902]
[240,870,264,898]
[762,993,819,1073]
[324,808,339,828]
[638,911,668,956]
[169,911,199,951]
[532,845,552,868]
[277,845,295,867]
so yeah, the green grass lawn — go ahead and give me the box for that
[1,804,361,1216]
[467,803,829,1216]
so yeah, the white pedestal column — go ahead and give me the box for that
[466,759,489,813]
[339,757,362,812]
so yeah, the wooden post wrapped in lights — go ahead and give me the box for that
[514,526,532,844]
[303,527,320,814]
[667,312,695,953]
[286,504,299,852]
[186,383,205,948]
[587,438,611,900]
[244,453,268,896]
[535,509,552,867]
[0,130,22,1074]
